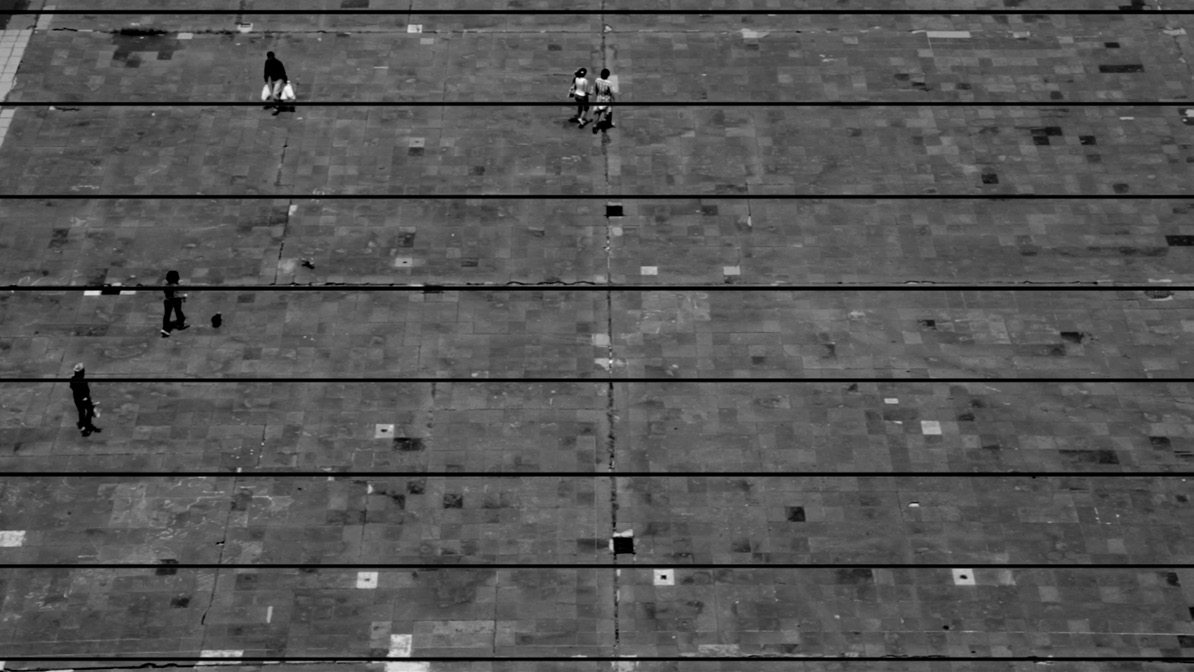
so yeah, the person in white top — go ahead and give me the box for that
[568,68,590,126]
[591,68,616,134]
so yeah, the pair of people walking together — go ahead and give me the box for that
[569,67,616,133]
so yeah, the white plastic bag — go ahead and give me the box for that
[261,83,272,101]
[281,83,296,101]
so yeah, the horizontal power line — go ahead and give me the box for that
[0,656,1187,663]
[3,8,1182,14]
[1,471,1185,478]
[22,100,1194,107]
[8,284,1190,292]
[1,377,1190,383]
[1,562,1186,570]
[2,194,1192,200]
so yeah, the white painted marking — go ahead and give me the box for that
[407,24,423,33]
[375,424,395,439]
[288,204,298,216]
[82,290,101,297]
[723,266,741,276]
[178,32,194,39]
[36,7,53,31]
[389,634,412,656]
[653,569,674,586]
[198,650,243,665]
[884,398,899,404]
[926,30,971,39]
[908,502,920,508]
[0,530,25,547]
[921,421,942,435]
[640,266,658,276]
[266,605,272,622]
[952,568,976,586]
[357,571,379,589]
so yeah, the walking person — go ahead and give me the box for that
[70,363,101,436]
[161,270,188,338]
[592,68,616,134]
[263,51,289,115]
[568,67,590,127]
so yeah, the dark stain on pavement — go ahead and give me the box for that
[112,30,183,66]
[0,0,29,31]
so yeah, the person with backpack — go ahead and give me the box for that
[568,67,590,126]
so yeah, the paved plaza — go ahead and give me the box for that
[1,1,1194,670]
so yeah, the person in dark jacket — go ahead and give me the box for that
[69,363,100,436]
[161,270,188,338]
[264,51,288,113]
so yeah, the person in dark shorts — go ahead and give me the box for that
[592,68,616,133]
[161,270,188,338]
[70,363,101,436]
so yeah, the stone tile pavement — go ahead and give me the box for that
[0,472,1191,565]
[0,289,1192,378]
[4,196,1194,287]
[1,3,1194,670]
[0,562,1192,660]
[0,380,1193,473]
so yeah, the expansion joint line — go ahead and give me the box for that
[597,0,624,657]
[271,127,293,284]
[198,472,238,638]
[1157,0,1194,80]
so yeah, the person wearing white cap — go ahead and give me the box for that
[69,363,101,436]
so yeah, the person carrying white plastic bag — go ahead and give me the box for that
[262,51,290,115]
